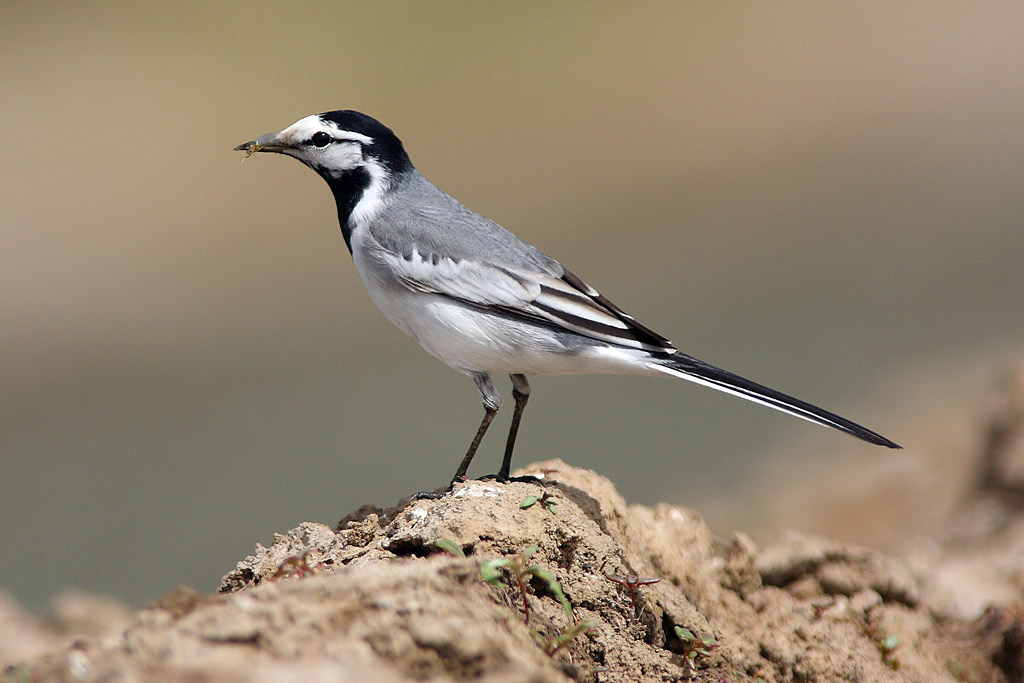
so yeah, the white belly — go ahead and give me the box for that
[365,282,594,375]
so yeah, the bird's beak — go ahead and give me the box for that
[234,131,293,156]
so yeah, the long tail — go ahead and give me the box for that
[649,353,900,448]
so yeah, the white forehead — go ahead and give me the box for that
[278,114,375,146]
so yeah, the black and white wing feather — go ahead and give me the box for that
[380,243,676,354]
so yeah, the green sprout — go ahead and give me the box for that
[433,539,466,558]
[481,546,547,623]
[674,625,719,661]
[520,493,558,515]
[862,617,901,670]
[533,619,598,657]
[481,546,592,657]
[605,573,661,614]
[269,548,327,581]
[481,546,575,624]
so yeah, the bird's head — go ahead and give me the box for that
[236,110,414,231]
[235,110,412,179]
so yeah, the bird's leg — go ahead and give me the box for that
[449,373,501,487]
[497,374,531,481]
[451,409,496,482]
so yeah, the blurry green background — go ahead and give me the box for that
[4,2,1024,610]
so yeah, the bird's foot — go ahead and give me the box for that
[414,474,551,500]
[479,473,550,486]
[411,483,452,500]
[412,474,471,500]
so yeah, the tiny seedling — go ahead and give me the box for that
[481,546,574,625]
[434,539,466,558]
[521,466,561,479]
[482,546,539,623]
[481,546,591,658]
[810,596,838,619]
[528,564,575,624]
[520,492,558,515]
[605,573,661,614]
[533,619,598,657]
[269,548,326,581]
[674,625,719,662]
[862,617,901,670]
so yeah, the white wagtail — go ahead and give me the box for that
[235,110,899,488]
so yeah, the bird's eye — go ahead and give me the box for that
[310,131,333,148]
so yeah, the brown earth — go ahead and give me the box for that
[4,361,1024,682]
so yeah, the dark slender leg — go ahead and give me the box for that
[451,408,496,483]
[497,374,531,480]
[449,372,502,487]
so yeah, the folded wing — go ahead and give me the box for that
[384,245,677,354]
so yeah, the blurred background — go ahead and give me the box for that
[3,1,1024,611]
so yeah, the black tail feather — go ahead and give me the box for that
[657,353,901,449]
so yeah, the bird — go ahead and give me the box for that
[234,110,900,489]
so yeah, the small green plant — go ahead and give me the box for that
[605,573,661,614]
[433,539,466,558]
[481,547,574,623]
[862,617,901,670]
[482,546,592,657]
[533,619,597,657]
[520,492,558,515]
[526,563,574,624]
[674,625,719,662]
[482,546,560,624]
[269,548,326,581]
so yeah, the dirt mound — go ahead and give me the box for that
[6,458,1022,682]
